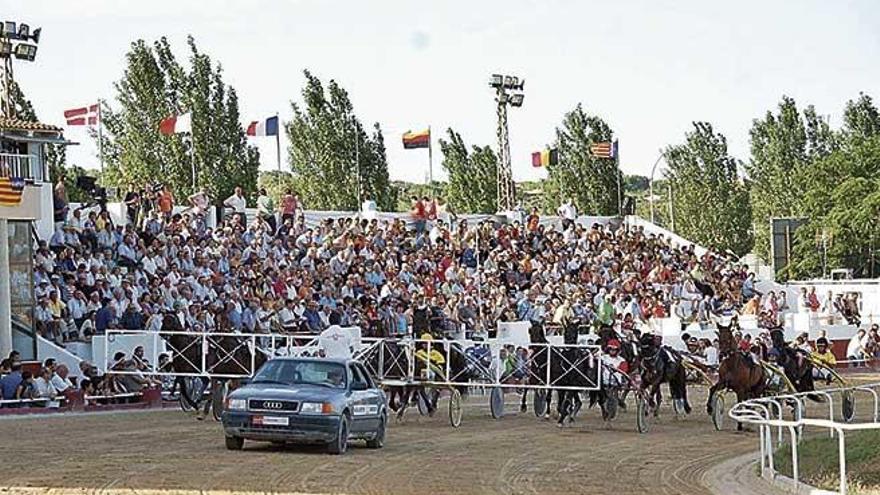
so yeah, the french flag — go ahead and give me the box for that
[246,116,279,137]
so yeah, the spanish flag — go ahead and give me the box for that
[531,148,558,167]
[0,177,25,206]
[402,129,430,149]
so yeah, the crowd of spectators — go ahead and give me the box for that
[0,347,161,407]
[39,178,767,349]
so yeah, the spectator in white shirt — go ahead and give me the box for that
[50,364,73,394]
[33,367,58,399]
[223,187,247,225]
[847,329,869,367]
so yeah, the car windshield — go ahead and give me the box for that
[252,360,347,389]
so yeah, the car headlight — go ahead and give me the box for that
[226,398,247,411]
[300,402,334,414]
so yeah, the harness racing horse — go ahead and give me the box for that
[164,320,267,421]
[770,328,815,394]
[638,333,691,417]
[555,323,600,426]
[706,323,766,430]
[520,321,555,417]
[369,336,473,421]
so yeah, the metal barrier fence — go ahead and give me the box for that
[729,382,880,495]
[104,329,602,392]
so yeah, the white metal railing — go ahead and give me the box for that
[104,329,602,392]
[0,152,42,181]
[729,382,880,495]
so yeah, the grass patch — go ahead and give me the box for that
[775,429,880,493]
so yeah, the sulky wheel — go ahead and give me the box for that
[533,389,548,418]
[448,389,463,428]
[179,376,205,412]
[711,393,725,431]
[211,380,229,422]
[636,394,652,434]
[842,390,856,424]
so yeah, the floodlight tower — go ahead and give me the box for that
[0,21,42,118]
[489,74,524,212]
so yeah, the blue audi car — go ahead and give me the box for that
[221,357,387,454]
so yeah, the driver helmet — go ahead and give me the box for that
[767,348,780,359]
[816,337,829,347]
[606,339,621,351]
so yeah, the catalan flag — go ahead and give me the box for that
[402,129,430,149]
[590,140,618,159]
[531,148,558,167]
[0,176,25,206]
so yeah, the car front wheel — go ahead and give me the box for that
[366,414,386,449]
[225,435,244,450]
[327,415,350,455]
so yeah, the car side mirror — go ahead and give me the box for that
[351,381,368,391]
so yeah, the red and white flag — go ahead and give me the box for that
[64,104,99,126]
[159,112,192,135]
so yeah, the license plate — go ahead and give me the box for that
[254,415,288,426]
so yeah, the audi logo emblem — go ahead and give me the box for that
[262,401,283,409]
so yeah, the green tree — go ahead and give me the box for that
[286,70,395,211]
[100,36,259,201]
[437,129,498,214]
[664,122,753,256]
[745,96,836,262]
[543,104,619,215]
[787,93,880,279]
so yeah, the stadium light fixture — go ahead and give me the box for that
[13,43,36,61]
[0,19,43,118]
[509,93,524,107]
[489,74,503,88]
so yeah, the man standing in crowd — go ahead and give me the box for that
[557,198,577,231]
[257,188,276,234]
[224,186,247,225]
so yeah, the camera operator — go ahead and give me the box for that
[123,186,141,226]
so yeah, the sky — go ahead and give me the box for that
[6,0,880,184]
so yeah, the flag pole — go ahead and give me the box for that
[428,125,433,185]
[275,112,281,172]
[96,99,105,175]
[615,139,622,216]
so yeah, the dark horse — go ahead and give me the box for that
[638,333,691,416]
[706,323,766,430]
[164,316,267,420]
[770,328,815,394]
[364,336,472,420]
[555,323,600,426]
[520,321,555,418]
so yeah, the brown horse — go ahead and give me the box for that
[163,316,268,420]
[706,323,765,430]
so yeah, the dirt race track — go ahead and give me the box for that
[0,386,769,495]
